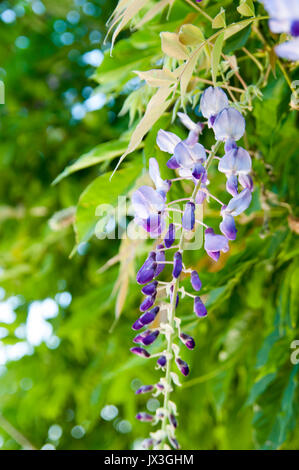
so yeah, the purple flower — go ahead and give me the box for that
[130,347,150,358]
[261,1,299,60]
[156,129,181,154]
[132,306,160,330]
[134,330,160,346]
[164,223,175,248]
[175,357,189,376]
[213,107,245,142]
[182,202,195,231]
[155,244,165,276]
[200,86,229,127]
[135,385,154,394]
[132,185,165,237]
[220,213,237,241]
[194,297,207,317]
[149,158,171,197]
[275,39,299,60]
[174,141,207,176]
[172,251,183,278]
[204,227,229,261]
[136,252,157,285]
[180,332,195,350]
[139,295,156,312]
[191,270,202,291]
[195,189,206,204]
[224,188,252,216]
[141,281,158,296]
[226,174,239,197]
[218,146,251,177]
[239,173,253,191]
[136,412,153,422]
[157,355,167,367]
[177,112,204,145]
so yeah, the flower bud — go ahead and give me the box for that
[139,295,156,312]
[130,347,150,358]
[182,202,195,231]
[136,412,153,422]
[172,251,183,278]
[175,357,189,376]
[169,414,178,428]
[141,281,158,296]
[155,244,165,276]
[135,385,154,395]
[180,332,195,350]
[157,355,167,367]
[164,223,175,248]
[136,252,157,285]
[194,296,207,318]
[191,270,202,291]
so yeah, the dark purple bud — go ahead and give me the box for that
[135,385,154,395]
[238,173,253,191]
[208,115,217,127]
[195,190,206,204]
[191,270,202,291]
[130,347,150,358]
[291,20,299,37]
[132,319,144,331]
[194,296,207,318]
[224,138,237,153]
[136,412,153,422]
[139,294,156,312]
[170,285,179,308]
[141,281,158,296]
[157,355,167,367]
[192,163,206,181]
[164,223,175,248]
[180,332,195,350]
[169,414,178,428]
[226,174,239,197]
[156,383,164,390]
[139,305,159,325]
[155,244,165,276]
[182,202,195,231]
[206,250,220,261]
[136,252,157,285]
[176,357,189,376]
[167,155,180,169]
[141,330,160,346]
[172,251,183,278]
[168,436,180,450]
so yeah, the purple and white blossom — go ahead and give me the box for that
[261,0,299,60]
[131,87,253,450]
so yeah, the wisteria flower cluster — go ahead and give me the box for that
[261,0,299,61]
[130,87,253,450]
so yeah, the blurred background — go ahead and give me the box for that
[0,0,298,451]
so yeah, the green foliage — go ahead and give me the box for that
[0,0,298,451]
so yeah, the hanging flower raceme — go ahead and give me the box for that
[261,0,299,61]
[130,87,253,450]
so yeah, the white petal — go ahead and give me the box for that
[200,86,229,119]
[275,39,299,61]
[156,129,181,154]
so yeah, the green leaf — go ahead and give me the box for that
[223,24,252,54]
[212,8,226,29]
[74,162,142,246]
[52,139,134,185]
[246,373,277,406]
[237,0,255,17]
[212,32,224,85]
